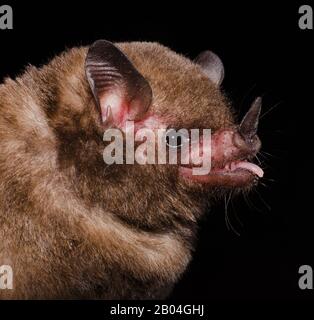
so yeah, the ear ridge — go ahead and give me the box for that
[194,50,225,86]
[85,40,152,127]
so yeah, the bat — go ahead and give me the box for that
[0,40,263,299]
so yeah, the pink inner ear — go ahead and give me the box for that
[100,92,127,126]
[99,90,165,132]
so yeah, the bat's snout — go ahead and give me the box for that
[179,97,264,186]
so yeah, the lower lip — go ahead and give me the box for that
[179,166,258,187]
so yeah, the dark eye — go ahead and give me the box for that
[165,129,189,148]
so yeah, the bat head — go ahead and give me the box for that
[55,40,263,230]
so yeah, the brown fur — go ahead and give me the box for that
[0,42,234,299]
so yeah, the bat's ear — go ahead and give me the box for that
[85,40,152,127]
[194,51,224,86]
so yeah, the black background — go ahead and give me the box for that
[0,1,313,301]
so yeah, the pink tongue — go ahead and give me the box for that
[231,161,264,178]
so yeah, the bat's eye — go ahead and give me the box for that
[165,129,189,148]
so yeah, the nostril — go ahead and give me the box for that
[251,135,262,153]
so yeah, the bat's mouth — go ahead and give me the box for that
[179,159,263,187]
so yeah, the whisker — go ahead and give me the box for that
[253,188,271,211]
[224,192,240,236]
[259,181,268,187]
[258,153,271,168]
[260,101,283,120]
[260,150,279,159]
[254,154,263,166]
[231,192,244,227]
[224,195,230,230]
[258,152,269,160]
[243,191,262,213]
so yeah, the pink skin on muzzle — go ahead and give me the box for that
[179,98,264,187]
[179,128,263,187]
